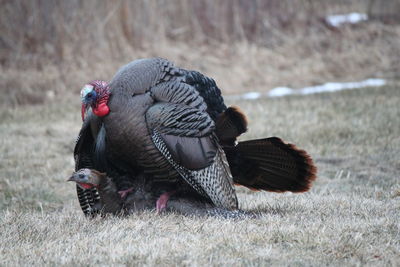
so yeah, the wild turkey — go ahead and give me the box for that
[77,58,316,215]
[68,168,123,215]
[69,168,253,218]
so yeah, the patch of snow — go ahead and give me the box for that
[300,83,344,95]
[242,92,261,100]
[267,87,293,97]
[359,78,386,87]
[326,13,368,27]
[227,78,386,101]
[299,79,386,95]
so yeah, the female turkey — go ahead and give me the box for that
[77,58,316,214]
[69,168,252,218]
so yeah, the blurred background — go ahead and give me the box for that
[1,0,399,106]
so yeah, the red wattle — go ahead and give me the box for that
[81,104,86,121]
[93,102,110,117]
[78,183,94,189]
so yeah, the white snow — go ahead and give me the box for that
[227,78,387,101]
[326,13,368,27]
[299,79,386,95]
[267,87,293,97]
[242,92,261,100]
[358,78,386,87]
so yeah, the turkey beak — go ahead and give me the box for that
[68,174,77,182]
[68,172,81,182]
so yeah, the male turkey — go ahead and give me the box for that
[77,58,316,215]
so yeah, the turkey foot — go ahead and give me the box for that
[118,187,134,199]
[156,191,176,213]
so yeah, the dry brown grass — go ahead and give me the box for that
[1,0,399,106]
[1,84,399,266]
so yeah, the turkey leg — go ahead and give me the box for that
[118,187,134,199]
[156,191,176,212]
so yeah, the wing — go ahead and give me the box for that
[146,103,216,169]
[73,112,103,216]
[146,102,238,209]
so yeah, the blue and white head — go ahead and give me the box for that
[80,80,110,121]
[81,84,97,106]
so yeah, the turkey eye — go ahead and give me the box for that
[87,92,93,98]
[79,174,85,179]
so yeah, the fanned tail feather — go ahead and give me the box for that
[225,137,317,192]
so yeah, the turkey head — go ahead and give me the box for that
[68,168,105,189]
[80,80,111,120]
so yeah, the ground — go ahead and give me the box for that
[0,85,399,266]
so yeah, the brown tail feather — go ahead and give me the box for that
[216,106,248,146]
[225,137,317,193]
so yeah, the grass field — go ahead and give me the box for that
[0,84,399,266]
